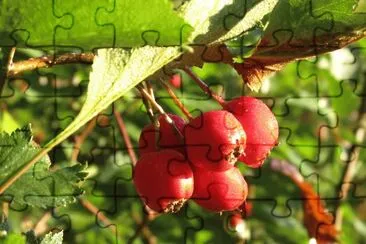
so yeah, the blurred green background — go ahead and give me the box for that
[1,38,366,243]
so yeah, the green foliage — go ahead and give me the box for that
[0,0,190,49]
[0,1,366,243]
[0,126,88,208]
[0,233,26,244]
[40,231,63,244]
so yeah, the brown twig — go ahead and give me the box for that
[334,81,366,229]
[137,84,184,141]
[139,85,157,127]
[79,198,117,234]
[0,47,16,96]
[113,108,138,166]
[159,79,193,120]
[1,202,9,219]
[182,66,226,106]
[8,53,94,77]
[145,81,156,104]
[129,212,157,244]
[34,211,52,236]
[71,117,97,162]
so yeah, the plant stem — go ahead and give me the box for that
[182,66,226,106]
[79,198,117,234]
[139,85,157,127]
[1,202,9,219]
[159,79,193,120]
[334,80,366,229]
[113,108,138,166]
[8,52,94,77]
[0,47,16,96]
[71,116,97,162]
[34,211,52,236]
[129,212,157,244]
[137,84,184,141]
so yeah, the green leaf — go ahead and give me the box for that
[158,0,278,75]
[25,0,258,174]
[0,233,26,244]
[254,0,366,61]
[0,126,87,208]
[213,0,278,44]
[40,231,63,244]
[225,25,266,63]
[0,110,20,133]
[0,0,191,50]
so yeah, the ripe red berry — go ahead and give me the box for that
[225,213,250,239]
[169,74,182,88]
[133,150,194,213]
[138,114,185,155]
[184,110,246,171]
[192,167,248,212]
[224,96,279,168]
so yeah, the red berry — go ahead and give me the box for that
[138,114,185,155]
[225,213,250,239]
[238,201,253,218]
[224,96,279,168]
[192,167,248,212]
[169,74,182,88]
[133,150,194,213]
[228,213,244,229]
[184,110,246,171]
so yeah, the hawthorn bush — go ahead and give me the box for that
[0,1,366,243]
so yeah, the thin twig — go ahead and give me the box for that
[8,53,94,77]
[113,108,138,166]
[182,66,226,106]
[139,86,157,126]
[129,212,157,244]
[145,81,156,105]
[137,84,184,140]
[334,80,366,229]
[0,47,16,96]
[1,202,9,219]
[34,211,52,236]
[71,117,97,162]
[159,79,193,120]
[79,198,116,234]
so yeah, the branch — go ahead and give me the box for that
[8,53,94,77]
[129,211,157,244]
[159,79,193,120]
[137,84,184,141]
[34,211,52,236]
[79,198,117,234]
[71,116,97,162]
[138,84,157,127]
[0,47,16,96]
[113,108,138,166]
[334,79,366,228]
[182,67,226,106]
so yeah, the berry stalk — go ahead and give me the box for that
[137,84,184,142]
[183,66,226,106]
[159,79,193,120]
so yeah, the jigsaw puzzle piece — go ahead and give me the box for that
[53,0,114,50]
[95,1,188,47]
[0,1,72,48]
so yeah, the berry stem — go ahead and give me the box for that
[183,66,226,106]
[137,84,185,142]
[159,79,193,120]
[113,108,138,166]
[79,198,117,235]
[138,85,159,128]
[71,116,97,161]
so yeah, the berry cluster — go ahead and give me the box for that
[133,96,278,213]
